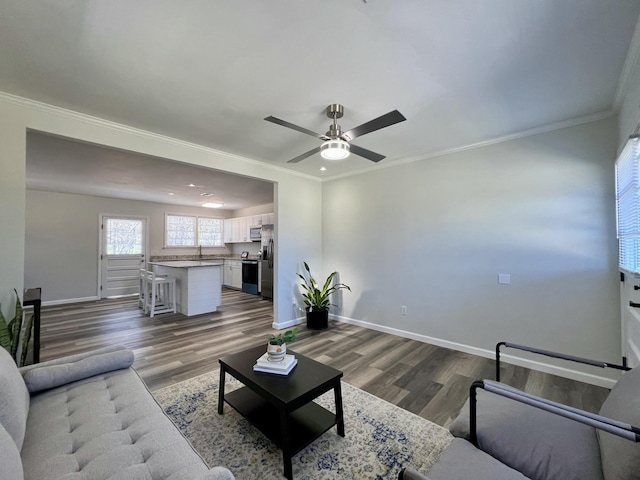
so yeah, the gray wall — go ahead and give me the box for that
[322,118,621,377]
[25,190,234,302]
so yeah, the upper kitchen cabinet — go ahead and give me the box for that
[224,213,273,243]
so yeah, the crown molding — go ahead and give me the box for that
[614,15,640,111]
[322,109,616,182]
[0,91,321,183]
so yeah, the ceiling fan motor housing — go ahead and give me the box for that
[326,103,344,119]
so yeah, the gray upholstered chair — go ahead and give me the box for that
[399,343,640,480]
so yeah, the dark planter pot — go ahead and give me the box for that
[306,308,329,330]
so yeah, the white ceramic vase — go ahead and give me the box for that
[266,342,286,362]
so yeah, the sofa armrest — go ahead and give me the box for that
[196,467,235,480]
[19,345,134,393]
[495,341,629,382]
[19,344,129,374]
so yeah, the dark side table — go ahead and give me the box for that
[23,288,41,364]
[218,344,345,480]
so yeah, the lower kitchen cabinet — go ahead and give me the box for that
[223,260,242,289]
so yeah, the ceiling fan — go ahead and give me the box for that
[264,104,406,164]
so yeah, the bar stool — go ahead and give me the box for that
[144,271,177,317]
[138,268,149,311]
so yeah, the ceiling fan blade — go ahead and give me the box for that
[349,144,386,163]
[341,110,406,141]
[287,146,322,163]
[265,116,329,140]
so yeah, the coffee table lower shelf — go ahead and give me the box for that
[225,386,338,455]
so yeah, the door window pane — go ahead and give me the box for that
[106,219,143,254]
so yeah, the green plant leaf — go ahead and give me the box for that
[9,290,23,361]
[0,309,11,351]
[20,313,34,367]
[297,263,350,312]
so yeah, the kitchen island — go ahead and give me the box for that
[148,261,224,316]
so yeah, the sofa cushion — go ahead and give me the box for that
[450,389,603,480]
[598,367,640,480]
[21,367,233,480]
[0,422,24,480]
[21,348,134,393]
[0,346,30,450]
[425,438,529,480]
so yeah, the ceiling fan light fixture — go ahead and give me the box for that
[320,139,350,160]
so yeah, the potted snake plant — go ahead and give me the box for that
[297,262,351,330]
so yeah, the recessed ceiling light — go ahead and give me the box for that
[202,202,224,208]
[168,192,175,196]
[320,167,327,171]
[200,192,215,197]
[187,183,196,187]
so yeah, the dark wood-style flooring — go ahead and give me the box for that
[38,288,610,428]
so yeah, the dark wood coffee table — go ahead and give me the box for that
[218,344,345,480]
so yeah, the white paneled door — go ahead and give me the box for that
[100,216,147,298]
[621,272,640,368]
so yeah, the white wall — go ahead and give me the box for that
[25,189,237,302]
[618,51,640,148]
[0,93,322,328]
[323,118,621,385]
[0,101,26,317]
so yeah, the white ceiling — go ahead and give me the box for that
[26,132,274,210]
[3,0,640,196]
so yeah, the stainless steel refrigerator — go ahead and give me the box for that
[260,224,274,300]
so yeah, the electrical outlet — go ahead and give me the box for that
[401,305,407,315]
[498,273,511,285]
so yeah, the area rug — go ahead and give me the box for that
[153,370,453,479]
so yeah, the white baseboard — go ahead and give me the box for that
[331,314,618,389]
[272,316,304,330]
[41,296,100,307]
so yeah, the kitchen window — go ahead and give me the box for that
[616,135,640,273]
[165,214,224,247]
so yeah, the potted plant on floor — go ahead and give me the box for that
[297,262,351,330]
[267,327,299,361]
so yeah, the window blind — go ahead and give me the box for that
[616,135,640,273]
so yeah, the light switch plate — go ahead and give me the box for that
[498,273,511,285]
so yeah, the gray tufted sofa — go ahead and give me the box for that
[0,344,234,480]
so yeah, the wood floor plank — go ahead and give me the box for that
[38,289,611,427]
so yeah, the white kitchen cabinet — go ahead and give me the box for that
[233,217,248,242]
[262,213,274,225]
[223,213,274,243]
[222,259,242,289]
[223,219,233,244]
[223,260,233,286]
[231,260,242,289]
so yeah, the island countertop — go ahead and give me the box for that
[148,261,224,268]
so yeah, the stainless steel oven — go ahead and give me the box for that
[241,260,259,295]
